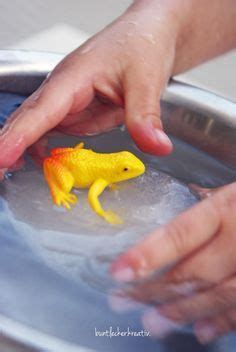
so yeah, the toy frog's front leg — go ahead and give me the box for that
[88,179,122,224]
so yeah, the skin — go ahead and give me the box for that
[44,142,145,224]
[110,183,236,343]
[0,0,236,343]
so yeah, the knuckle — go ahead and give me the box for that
[23,96,39,111]
[214,182,236,216]
[169,268,207,290]
[23,87,47,113]
[140,98,159,111]
[169,267,188,283]
[128,105,160,120]
[215,316,232,334]
[165,221,188,258]
[213,291,229,312]
[225,310,236,330]
[215,284,236,309]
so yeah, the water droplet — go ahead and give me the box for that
[80,44,94,54]
[127,21,138,26]
[116,38,125,46]
[141,33,156,44]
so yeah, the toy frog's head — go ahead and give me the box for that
[112,151,145,183]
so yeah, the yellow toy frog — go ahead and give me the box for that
[43,142,145,224]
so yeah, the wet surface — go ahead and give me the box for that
[3,165,197,292]
[0,93,236,351]
[0,93,26,127]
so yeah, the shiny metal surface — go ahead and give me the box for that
[162,83,236,169]
[0,50,62,94]
[0,50,235,352]
[1,120,234,352]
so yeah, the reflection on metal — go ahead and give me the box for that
[0,50,62,94]
[0,314,93,352]
[162,82,236,169]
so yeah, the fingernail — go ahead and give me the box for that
[142,308,182,338]
[154,129,172,147]
[110,262,135,282]
[195,323,217,344]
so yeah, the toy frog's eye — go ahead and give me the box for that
[123,167,128,172]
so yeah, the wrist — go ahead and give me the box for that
[122,0,185,46]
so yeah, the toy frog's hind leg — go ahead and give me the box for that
[43,158,77,209]
[88,178,122,225]
[50,143,84,157]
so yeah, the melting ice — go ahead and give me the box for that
[1,165,197,291]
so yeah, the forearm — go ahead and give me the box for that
[174,0,236,73]
[129,0,236,74]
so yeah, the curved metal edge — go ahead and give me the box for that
[0,49,63,73]
[162,80,236,169]
[0,49,234,119]
[0,314,94,352]
[163,80,236,123]
[0,50,64,94]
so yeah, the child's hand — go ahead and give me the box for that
[0,1,179,172]
[110,182,236,343]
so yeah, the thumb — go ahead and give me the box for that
[0,69,94,168]
[124,66,172,156]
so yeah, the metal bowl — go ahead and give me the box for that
[0,50,235,352]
